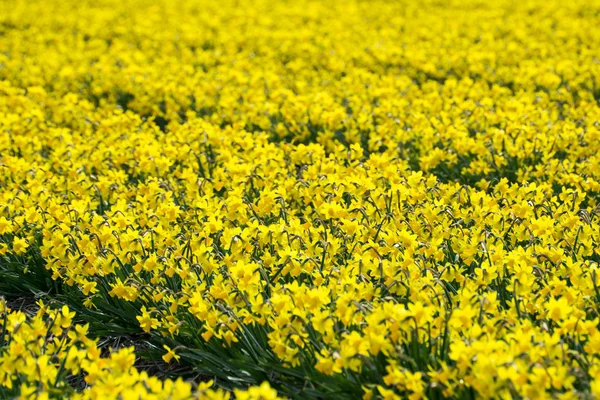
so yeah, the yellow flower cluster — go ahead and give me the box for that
[0,300,280,399]
[2,0,600,398]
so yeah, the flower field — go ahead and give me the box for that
[2,0,600,398]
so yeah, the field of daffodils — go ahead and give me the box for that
[2,0,600,398]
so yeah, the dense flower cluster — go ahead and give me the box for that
[2,0,600,398]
